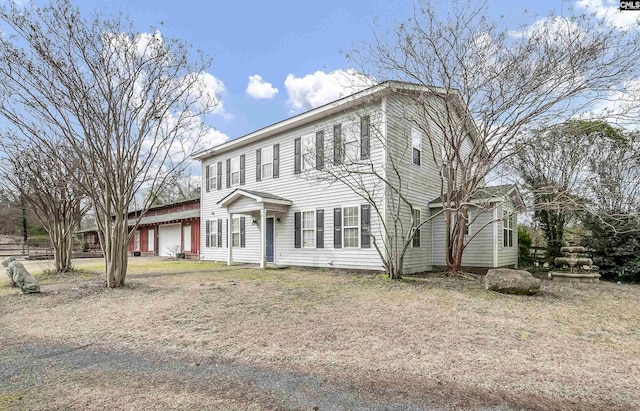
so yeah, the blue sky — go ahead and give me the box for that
[29,0,638,148]
[71,0,573,143]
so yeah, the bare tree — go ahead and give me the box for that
[0,0,218,286]
[349,0,640,274]
[0,134,87,272]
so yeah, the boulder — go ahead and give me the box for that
[6,260,40,293]
[484,268,541,295]
[2,257,18,287]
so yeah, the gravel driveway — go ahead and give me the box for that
[0,338,456,410]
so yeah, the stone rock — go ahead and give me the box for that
[2,257,18,287]
[6,260,40,294]
[484,268,541,295]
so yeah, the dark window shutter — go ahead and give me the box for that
[217,219,222,248]
[334,208,342,248]
[205,220,211,247]
[273,144,280,178]
[294,137,301,174]
[240,217,246,248]
[205,165,210,192]
[294,211,301,248]
[240,155,245,185]
[361,204,371,248]
[225,219,228,247]
[256,149,261,182]
[333,124,342,165]
[216,162,222,190]
[226,159,231,188]
[316,131,324,170]
[316,209,324,248]
[361,115,370,160]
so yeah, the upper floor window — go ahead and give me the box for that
[261,147,273,179]
[231,157,240,186]
[412,127,422,166]
[209,163,217,190]
[343,123,359,164]
[302,135,315,170]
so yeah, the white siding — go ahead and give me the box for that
[431,207,496,268]
[200,105,386,271]
[497,205,518,267]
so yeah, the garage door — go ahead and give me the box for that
[158,223,182,257]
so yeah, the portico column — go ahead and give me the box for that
[227,212,233,266]
[260,208,266,269]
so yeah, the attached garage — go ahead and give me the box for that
[158,223,182,257]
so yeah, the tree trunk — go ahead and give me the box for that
[100,214,129,288]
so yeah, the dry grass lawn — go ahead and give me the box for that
[1,261,639,410]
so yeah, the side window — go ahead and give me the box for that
[411,127,422,166]
[412,209,421,248]
[302,210,316,248]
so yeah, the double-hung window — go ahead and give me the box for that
[302,135,315,170]
[343,123,359,164]
[209,164,217,190]
[412,127,422,166]
[261,147,273,179]
[412,209,421,248]
[302,210,315,248]
[231,217,240,247]
[209,219,218,247]
[343,205,359,248]
[503,211,514,247]
[231,157,240,186]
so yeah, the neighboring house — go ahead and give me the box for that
[79,197,201,258]
[193,81,519,273]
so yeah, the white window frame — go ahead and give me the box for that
[261,147,273,179]
[134,230,141,252]
[412,208,421,248]
[503,210,514,248]
[411,127,422,166]
[231,217,240,247]
[209,219,218,248]
[343,122,359,164]
[209,163,217,190]
[302,209,316,248]
[302,135,315,170]
[231,157,240,186]
[342,205,360,248]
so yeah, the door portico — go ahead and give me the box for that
[217,189,291,268]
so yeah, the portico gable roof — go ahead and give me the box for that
[217,188,292,208]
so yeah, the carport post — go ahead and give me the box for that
[227,212,233,266]
[260,208,266,269]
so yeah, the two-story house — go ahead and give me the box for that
[194,81,519,273]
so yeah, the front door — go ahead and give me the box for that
[266,217,274,263]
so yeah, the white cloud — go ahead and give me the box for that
[576,0,640,31]
[246,74,278,99]
[509,16,587,42]
[193,71,227,117]
[284,69,377,113]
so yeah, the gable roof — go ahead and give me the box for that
[192,80,480,161]
[429,184,524,209]
[217,188,292,208]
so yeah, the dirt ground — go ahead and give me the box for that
[1,264,638,410]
